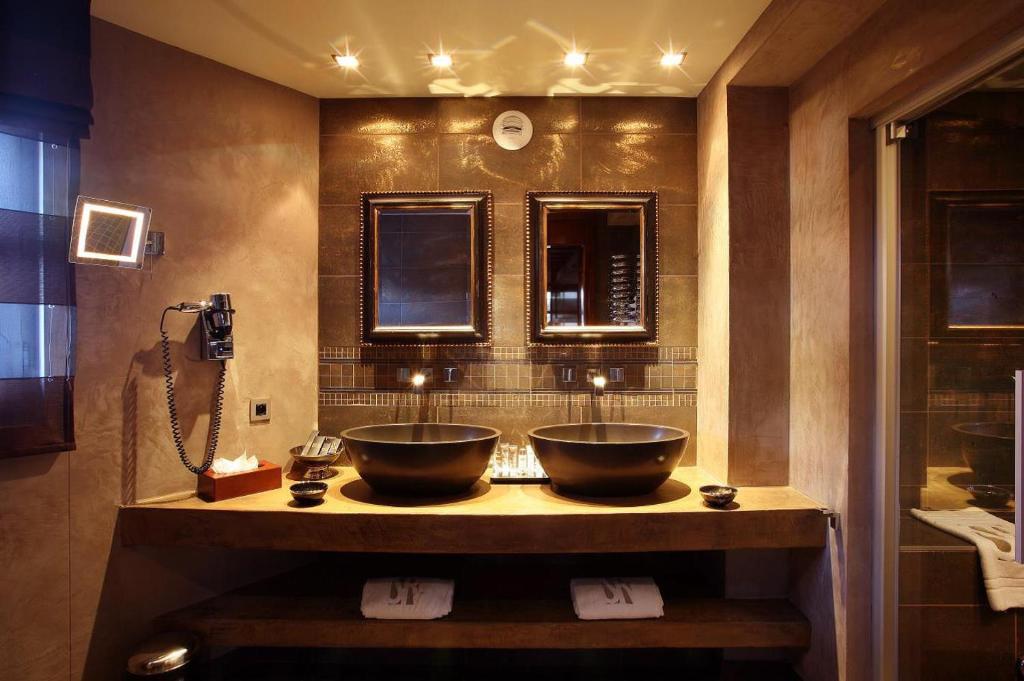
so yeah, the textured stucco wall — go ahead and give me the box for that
[0,19,319,681]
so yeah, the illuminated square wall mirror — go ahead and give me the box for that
[360,191,493,344]
[527,191,658,344]
[68,195,152,269]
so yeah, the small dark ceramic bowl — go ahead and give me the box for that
[966,484,1011,508]
[290,481,328,504]
[700,485,738,508]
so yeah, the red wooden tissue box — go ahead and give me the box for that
[197,459,281,502]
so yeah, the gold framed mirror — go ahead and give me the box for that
[360,191,493,344]
[526,191,658,344]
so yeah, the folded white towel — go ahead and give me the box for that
[911,507,1024,612]
[570,577,664,620]
[360,578,454,620]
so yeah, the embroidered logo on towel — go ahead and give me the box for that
[600,578,635,605]
[386,578,426,606]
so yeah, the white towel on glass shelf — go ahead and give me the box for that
[570,577,664,620]
[360,578,454,620]
[911,507,1024,611]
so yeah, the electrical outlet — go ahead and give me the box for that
[250,398,271,423]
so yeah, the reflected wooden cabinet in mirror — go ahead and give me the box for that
[360,191,493,344]
[526,191,658,344]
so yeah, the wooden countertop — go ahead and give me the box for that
[120,467,828,553]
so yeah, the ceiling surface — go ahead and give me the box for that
[91,0,770,98]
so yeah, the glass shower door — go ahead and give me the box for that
[895,68,1024,680]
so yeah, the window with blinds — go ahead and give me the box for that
[0,130,76,456]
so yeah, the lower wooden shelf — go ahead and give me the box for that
[159,568,810,651]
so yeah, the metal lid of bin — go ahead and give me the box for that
[126,632,200,675]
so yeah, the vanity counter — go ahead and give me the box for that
[120,466,828,553]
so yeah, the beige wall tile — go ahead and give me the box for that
[319,276,361,346]
[319,205,361,276]
[494,203,525,276]
[439,97,579,134]
[581,133,697,204]
[659,204,698,275]
[321,98,438,135]
[660,276,698,346]
[440,405,577,442]
[438,133,580,204]
[493,275,526,346]
[320,134,438,204]
[581,97,697,134]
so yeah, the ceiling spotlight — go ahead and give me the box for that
[333,53,360,69]
[564,50,588,67]
[660,51,686,67]
[429,53,453,68]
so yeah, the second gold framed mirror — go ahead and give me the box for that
[526,191,658,344]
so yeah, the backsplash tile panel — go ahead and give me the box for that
[318,97,699,450]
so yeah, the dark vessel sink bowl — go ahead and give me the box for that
[341,423,500,496]
[953,422,1014,485]
[528,423,689,496]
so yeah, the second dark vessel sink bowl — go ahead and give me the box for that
[953,421,1014,485]
[529,423,689,496]
[341,423,500,496]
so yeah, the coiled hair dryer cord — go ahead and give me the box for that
[159,306,226,475]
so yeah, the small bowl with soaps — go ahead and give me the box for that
[290,430,344,480]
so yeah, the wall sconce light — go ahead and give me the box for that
[68,195,162,269]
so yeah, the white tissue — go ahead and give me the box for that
[210,452,260,475]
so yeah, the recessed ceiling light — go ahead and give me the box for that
[660,51,686,67]
[429,53,453,68]
[333,53,359,69]
[564,51,588,67]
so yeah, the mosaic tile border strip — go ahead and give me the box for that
[320,345,698,362]
[319,361,697,391]
[319,391,697,408]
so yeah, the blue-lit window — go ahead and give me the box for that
[0,130,76,455]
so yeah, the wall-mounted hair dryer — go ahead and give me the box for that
[199,293,234,360]
[171,292,234,360]
[159,293,235,474]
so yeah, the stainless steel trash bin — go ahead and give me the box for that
[126,632,200,680]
